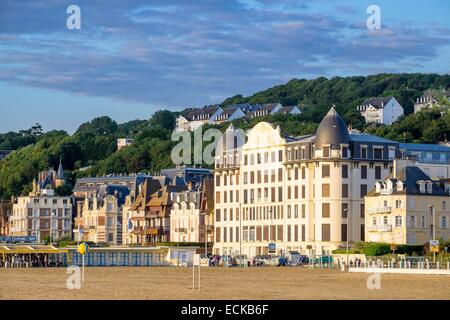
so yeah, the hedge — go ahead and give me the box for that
[333,242,425,256]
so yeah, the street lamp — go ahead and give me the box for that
[345,207,349,267]
[201,211,208,258]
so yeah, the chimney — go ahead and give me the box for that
[418,181,426,193]
[375,182,381,193]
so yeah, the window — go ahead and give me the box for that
[278,150,283,162]
[360,224,365,241]
[360,184,368,198]
[441,216,447,228]
[395,216,402,227]
[395,200,401,209]
[301,225,305,241]
[383,216,388,225]
[374,148,383,159]
[341,224,347,241]
[301,185,306,199]
[322,203,330,218]
[360,204,365,218]
[216,175,220,187]
[341,203,348,218]
[216,192,221,204]
[421,216,426,228]
[375,166,381,180]
[322,224,330,241]
[372,217,377,225]
[342,146,348,158]
[278,168,283,182]
[215,209,221,222]
[342,164,348,179]
[322,165,330,178]
[302,204,306,218]
[409,216,416,228]
[323,147,330,158]
[342,184,348,198]
[301,166,306,179]
[322,184,330,198]
[361,147,367,159]
[361,165,367,179]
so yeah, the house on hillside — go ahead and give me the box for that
[279,105,301,115]
[175,105,223,132]
[247,103,282,119]
[414,90,449,113]
[214,106,245,123]
[357,96,404,125]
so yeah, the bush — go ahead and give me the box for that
[363,243,391,256]
[331,249,361,254]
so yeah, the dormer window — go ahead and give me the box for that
[361,146,367,159]
[323,146,330,158]
[341,146,348,158]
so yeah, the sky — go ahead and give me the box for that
[0,0,449,134]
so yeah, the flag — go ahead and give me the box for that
[77,242,88,255]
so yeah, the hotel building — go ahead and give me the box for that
[9,165,72,242]
[74,184,129,245]
[365,161,450,245]
[213,107,450,257]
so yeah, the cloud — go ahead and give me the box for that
[0,0,449,108]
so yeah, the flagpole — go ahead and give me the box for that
[82,254,85,283]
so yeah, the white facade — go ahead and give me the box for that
[213,117,395,257]
[117,138,134,150]
[175,107,223,132]
[358,97,404,125]
[10,195,72,243]
[170,191,205,243]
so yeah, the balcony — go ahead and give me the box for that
[131,226,144,234]
[367,206,392,214]
[145,227,160,235]
[367,224,392,232]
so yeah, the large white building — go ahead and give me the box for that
[213,107,450,257]
[357,96,404,125]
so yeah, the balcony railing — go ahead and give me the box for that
[367,206,392,214]
[367,224,392,232]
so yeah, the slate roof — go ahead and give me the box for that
[359,96,393,109]
[400,143,450,153]
[279,106,298,114]
[350,133,398,144]
[368,166,449,197]
[183,106,220,121]
[315,107,350,150]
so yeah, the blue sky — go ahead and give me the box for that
[0,0,449,133]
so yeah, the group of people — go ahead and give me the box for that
[349,257,363,267]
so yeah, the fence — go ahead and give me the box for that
[348,257,450,275]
